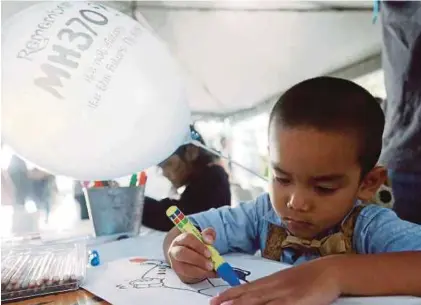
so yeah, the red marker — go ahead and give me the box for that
[138,171,147,186]
[94,181,104,188]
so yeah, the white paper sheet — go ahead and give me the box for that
[83,254,421,305]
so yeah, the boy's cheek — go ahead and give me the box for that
[268,182,286,215]
[268,179,276,203]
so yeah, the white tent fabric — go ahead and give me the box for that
[1,1,382,117]
[135,1,381,116]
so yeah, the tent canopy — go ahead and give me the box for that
[135,1,381,118]
[2,1,382,119]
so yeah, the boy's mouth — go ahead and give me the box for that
[283,217,314,233]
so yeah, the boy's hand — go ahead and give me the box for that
[210,257,340,305]
[167,228,218,284]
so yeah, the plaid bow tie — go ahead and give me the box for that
[280,232,349,256]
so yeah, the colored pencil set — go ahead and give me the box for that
[1,243,86,301]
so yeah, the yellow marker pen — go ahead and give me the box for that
[166,206,241,286]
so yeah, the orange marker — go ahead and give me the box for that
[94,181,104,188]
[138,171,147,186]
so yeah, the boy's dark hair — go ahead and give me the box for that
[269,76,385,178]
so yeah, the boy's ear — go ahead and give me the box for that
[357,166,388,202]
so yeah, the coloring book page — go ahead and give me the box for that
[83,255,288,304]
[83,254,421,305]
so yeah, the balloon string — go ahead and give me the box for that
[372,0,380,24]
[190,140,268,182]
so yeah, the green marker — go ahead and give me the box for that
[129,174,137,187]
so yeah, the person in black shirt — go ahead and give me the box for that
[142,126,231,231]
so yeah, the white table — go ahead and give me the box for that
[87,232,166,264]
[7,231,419,305]
[83,235,421,305]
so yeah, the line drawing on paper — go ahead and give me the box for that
[115,258,251,297]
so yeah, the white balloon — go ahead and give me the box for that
[1,1,191,180]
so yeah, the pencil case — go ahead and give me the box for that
[1,241,87,302]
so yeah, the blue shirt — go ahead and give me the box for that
[190,193,421,265]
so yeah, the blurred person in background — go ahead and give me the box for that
[27,168,56,223]
[1,169,15,207]
[5,154,31,207]
[142,125,231,231]
[380,1,421,224]
[74,181,89,220]
[1,150,38,235]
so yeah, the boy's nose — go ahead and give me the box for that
[286,192,311,212]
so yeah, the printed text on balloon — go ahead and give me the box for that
[33,3,110,100]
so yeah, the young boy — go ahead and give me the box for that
[163,77,421,305]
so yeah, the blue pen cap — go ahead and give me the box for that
[88,250,100,266]
[216,262,241,287]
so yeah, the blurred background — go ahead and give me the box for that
[1,0,386,239]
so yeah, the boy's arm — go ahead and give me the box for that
[332,252,421,297]
[354,205,421,254]
[343,205,421,295]
[188,195,271,255]
[211,251,421,305]
[212,206,421,305]
[163,194,271,261]
[163,195,269,284]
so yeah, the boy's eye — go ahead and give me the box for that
[276,177,291,185]
[315,186,337,195]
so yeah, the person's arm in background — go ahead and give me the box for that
[380,1,421,224]
[142,165,231,231]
